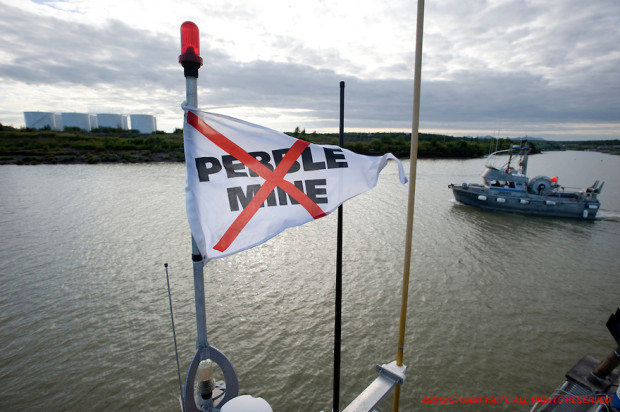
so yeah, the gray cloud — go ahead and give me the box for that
[1,0,619,139]
[0,5,177,88]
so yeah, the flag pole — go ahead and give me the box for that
[333,80,345,412]
[393,0,424,411]
[186,72,208,352]
[179,21,208,354]
[183,52,208,352]
[179,21,209,412]
[179,24,241,412]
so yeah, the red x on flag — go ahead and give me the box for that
[187,111,326,252]
[183,109,407,262]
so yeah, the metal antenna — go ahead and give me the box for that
[165,263,185,412]
[333,80,345,412]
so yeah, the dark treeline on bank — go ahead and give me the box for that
[0,123,617,165]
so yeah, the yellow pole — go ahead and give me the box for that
[393,0,424,410]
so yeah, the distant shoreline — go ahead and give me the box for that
[1,127,616,165]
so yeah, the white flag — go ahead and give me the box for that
[183,107,407,262]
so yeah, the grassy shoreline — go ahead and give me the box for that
[1,126,616,165]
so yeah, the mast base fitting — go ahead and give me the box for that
[567,355,620,392]
[182,61,201,78]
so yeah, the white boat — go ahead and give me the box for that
[449,141,604,219]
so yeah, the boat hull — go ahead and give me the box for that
[450,184,600,220]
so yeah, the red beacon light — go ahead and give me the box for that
[551,176,558,183]
[179,21,203,77]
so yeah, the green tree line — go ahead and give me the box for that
[1,122,616,165]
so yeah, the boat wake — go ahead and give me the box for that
[595,210,620,222]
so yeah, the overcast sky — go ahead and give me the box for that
[1,0,618,140]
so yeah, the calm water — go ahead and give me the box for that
[0,151,619,411]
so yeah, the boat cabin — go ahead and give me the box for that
[481,167,528,192]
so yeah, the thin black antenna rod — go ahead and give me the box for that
[333,80,345,412]
[165,263,185,412]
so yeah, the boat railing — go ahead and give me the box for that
[484,149,513,169]
[560,186,584,192]
[485,150,527,173]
